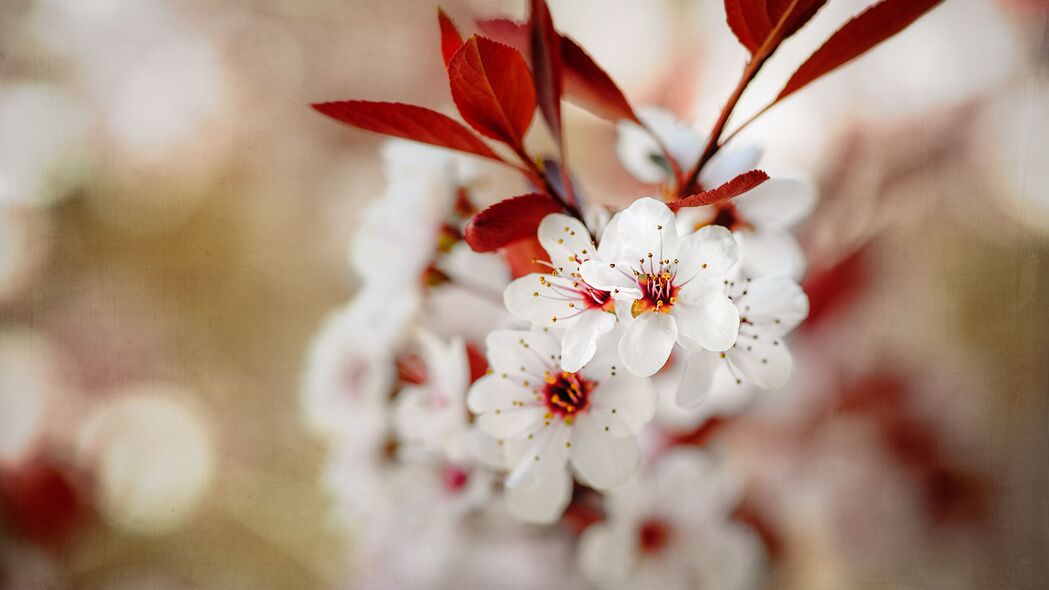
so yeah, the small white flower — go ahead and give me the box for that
[580,197,741,377]
[578,449,766,590]
[616,107,703,184]
[394,329,474,463]
[467,329,656,523]
[676,275,809,409]
[503,213,618,372]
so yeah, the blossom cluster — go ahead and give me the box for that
[304,0,945,587]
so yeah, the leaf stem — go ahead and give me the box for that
[678,0,803,196]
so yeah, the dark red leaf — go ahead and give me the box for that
[725,0,827,56]
[311,101,503,162]
[725,0,771,54]
[477,18,639,124]
[437,7,464,68]
[669,170,769,211]
[767,0,828,41]
[464,193,561,252]
[530,0,564,142]
[777,0,946,101]
[448,36,537,148]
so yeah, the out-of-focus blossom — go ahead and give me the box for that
[0,83,91,207]
[677,275,809,408]
[617,108,816,279]
[76,386,215,536]
[579,449,765,590]
[0,330,72,466]
[504,213,617,372]
[581,198,740,376]
[468,329,656,522]
[393,329,475,462]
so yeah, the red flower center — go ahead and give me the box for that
[632,269,679,317]
[710,203,750,232]
[543,371,593,418]
[638,518,673,555]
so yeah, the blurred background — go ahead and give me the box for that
[1,0,1047,588]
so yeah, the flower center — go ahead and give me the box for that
[710,203,749,232]
[638,518,673,555]
[441,465,470,492]
[543,371,593,418]
[631,262,679,317]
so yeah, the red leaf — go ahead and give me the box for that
[448,36,537,149]
[725,0,827,56]
[767,0,828,41]
[725,0,771,54]
[437,7,464,68]
[560,36,641,124]
[530,0,564,142]
[311,101,503,162]
[777,0,945,101]
[504,237,552,278]
[477,18,639,124]
[464,193,561,252]
[669,170,769,211]
[476,18,530,50]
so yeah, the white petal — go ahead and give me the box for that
[560,310,617,372]
[578,259,642,300]
[505,461,573,524]
[674,225,740,283]
[586,373,657,435]
[700,144,763,188]
[503,274,585,328]
[618,313,677,377]
[675,350,721,408]
[617,198,679,264]
[569,417,641,490]
[673,288,740,352]
[467,374,533,414]
[484,329,559,376]
[478,406,547,439]
[734,176,816,229]
[596,213,623,260]
[735,276,809,336]
[736,227,807,280]
[727,331,793,390]
[578,521,638,586]
[537,213,596,271]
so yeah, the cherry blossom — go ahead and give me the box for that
[503,213,618,372]
[580,197,741,377]
[676,275,809,409]
[467,329,656,523]
[578,449,766,590]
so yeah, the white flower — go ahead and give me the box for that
[503,213,618,372]
[617,107,815,280]
[467,329,656,523]
[580,197,741,377]
[676,275,809,409]
[578,449,766,590]
[393,329,474,463]
[301,285,418,440]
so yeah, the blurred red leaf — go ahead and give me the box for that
[725,0,826,56]
[560,37,640,124]
[669,170,769,211]
[448,36,537,149]
[725,0,772,54]
[1,462,82,547]
[777,0,946,101]
[465,193,561,253]
[437,7,465,68]
[477,18,639,124]
[311,101,504,162]
[530,0,564,142]
[504,236,553,278]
